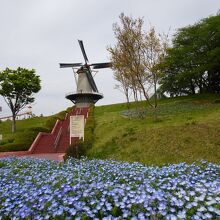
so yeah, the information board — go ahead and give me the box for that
[70,115,84,139]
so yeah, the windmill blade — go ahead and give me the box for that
[92,62,112,69]
[60,63,82,68]
[78,40,89,63]
[85,67,98,92]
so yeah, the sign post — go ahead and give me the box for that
[69,115,84,145]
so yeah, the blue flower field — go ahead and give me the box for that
[0,157,219,219]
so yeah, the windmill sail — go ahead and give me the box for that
[85,68,98,92]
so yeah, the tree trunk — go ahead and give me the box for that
[12,114,16,133]
[153,84,158,121]
[125,88,130,109]
[154,82,158,108]
[190,80,195,94]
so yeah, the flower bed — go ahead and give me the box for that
[0,157,219,219]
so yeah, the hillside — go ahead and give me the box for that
[0,94,220,165]
[87,94,220,165]
[0,108,71,152]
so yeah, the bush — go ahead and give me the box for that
[7,138,15,143]
[30,127,50,133]
[64,140,85,160]
[44,117,57,131]
[0,138,15,147]
[0,143,26,152]
[0,140,8,145]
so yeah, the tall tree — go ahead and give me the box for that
[159,13,220,96]
[142,27,168,108]
[108,13,144,107]
[0,67,41,132]
[108,13,168,115]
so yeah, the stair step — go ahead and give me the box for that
[30,107,90,155]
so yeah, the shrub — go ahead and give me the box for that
[0,143,26,152]
[65,140,85,160]
[30,127,50,133]
[44,117,57,131]
[0,140,8,145]
[7,138,14,143]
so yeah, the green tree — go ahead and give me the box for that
[159,13,220,96]
[0,67,41,132]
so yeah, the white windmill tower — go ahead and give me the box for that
[60,40,112,107]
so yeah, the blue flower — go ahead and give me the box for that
[0,157,219,219]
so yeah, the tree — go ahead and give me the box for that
[142,27,168,108]
[159,13,220,96]
[108,14,144,108]
[108,13,168,117]
[0,67,41,132]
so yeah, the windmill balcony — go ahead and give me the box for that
[65,91,103,97]
[65,91,103,107]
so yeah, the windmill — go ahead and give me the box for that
[60,40,112,107]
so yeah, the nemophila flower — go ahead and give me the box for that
[214,209,220,216]
[206,198,217,206]
[166,214,177,220]
[0,157,220,219]
[158,202,166,211]
[204,213,213,219]
[197,206,206,212]
[208,206,215,212]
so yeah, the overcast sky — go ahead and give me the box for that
[0,0,219,117]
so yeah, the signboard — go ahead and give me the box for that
[70,115,84,140]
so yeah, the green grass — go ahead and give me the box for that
[0,107,72,152]
[87,94,220,165]
[1,94,220,166]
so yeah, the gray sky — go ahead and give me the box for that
[0,0,219,117]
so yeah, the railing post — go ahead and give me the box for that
[54,127,62,149]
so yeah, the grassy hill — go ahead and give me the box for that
[87,94,220,165]
[0,108,71,152]
[0,94,220,165]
